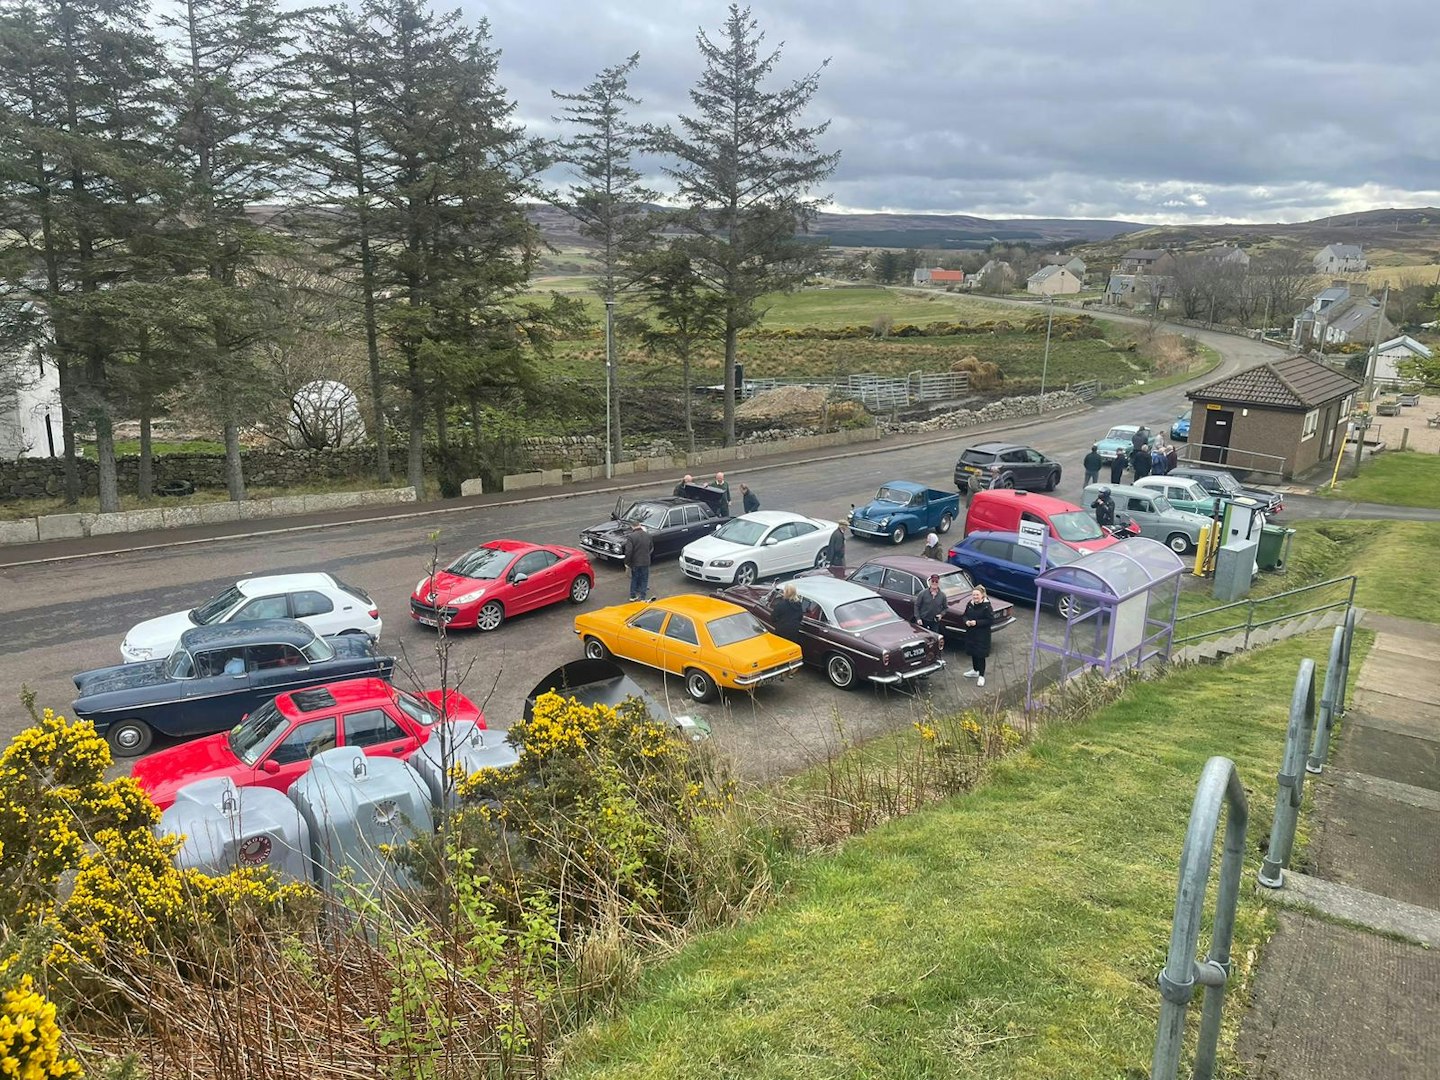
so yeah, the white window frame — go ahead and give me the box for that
[1339,394,1354,419]
[1301,409,1320,441]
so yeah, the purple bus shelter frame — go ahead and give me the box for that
[1026,537,1186,709]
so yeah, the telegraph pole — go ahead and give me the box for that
[1352,283,1389,475]
[1039,296,1054,412]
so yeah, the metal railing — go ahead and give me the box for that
[1173,575,1357,649]
[1067,378,1102,400]
[1174,442,1288,477]
[1257,660,1318,888]
[1151,756,1250,1080]
[743,371,970,410]
[1306,609,1354,774]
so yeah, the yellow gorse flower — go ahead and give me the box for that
[0,976,80,1079]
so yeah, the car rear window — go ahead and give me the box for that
[707,612,767,646]
[335,578,372,605]
[960,448,1000,466]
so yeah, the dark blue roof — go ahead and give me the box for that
[177,619,317,650]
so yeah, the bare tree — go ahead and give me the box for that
[1252,244,1319,331]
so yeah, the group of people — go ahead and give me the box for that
[1081,426,1178,488]
[672,472,760,516]
[770,576,996,688]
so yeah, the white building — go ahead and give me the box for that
[0,315,61,459]
[1371,335,1432,387]
[1313,244,1368,275]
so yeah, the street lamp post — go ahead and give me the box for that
[604,298,615,480]
[1039,296,1054,413]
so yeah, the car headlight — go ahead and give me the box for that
[880,517,891,527]
[452,589,486,605]
[710,559,734,568]
[415,577,429,595]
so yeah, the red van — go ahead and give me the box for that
[963,490,1119,555]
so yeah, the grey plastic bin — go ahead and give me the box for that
[159,777,311,884]
[409,720,520,811]
[288,747,434,895]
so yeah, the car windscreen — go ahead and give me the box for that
[301,635,335,662]
[706,612,767,646]
[1105,427,1136,441]
[393,688,439,727]
[713,518,766,545]
[874,485,915,503]
[619,502,669,528]
[191,585,243,625]
[1050,511,1106,543]
[229,700,289,765]
[446,547,512,580]
[833,597,899,631]
[933,569,976,602]
[959,449,999,466]
[1215,473,1243,493]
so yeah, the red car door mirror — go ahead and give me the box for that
[261,759,280,774]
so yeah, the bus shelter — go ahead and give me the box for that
[1026,538,1186,707]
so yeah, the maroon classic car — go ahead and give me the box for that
[801,554,1015,648]
[720,577,944,690]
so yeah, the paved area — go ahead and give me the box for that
[1239,613,1440,1079]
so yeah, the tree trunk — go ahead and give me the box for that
[359,241,391,483]
[224,418,246,501]
[58,359,80,503]
[406,354,425,494]
[138,403,153,500]
[722,325,738,446]
[87,355,119,513]
[682,345,694,452]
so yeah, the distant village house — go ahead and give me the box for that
[1313,244,1368,275]
[1291,281,1392,350]
[1027,264,1083,296]
[912,267,965,287]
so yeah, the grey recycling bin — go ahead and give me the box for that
[409,720,520,811]
[288,747,434,896]
[159,777,311,884]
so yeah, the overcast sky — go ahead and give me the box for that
[471,0,1440,224]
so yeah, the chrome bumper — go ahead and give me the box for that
[870,659,946,684]
[733,658,805,686]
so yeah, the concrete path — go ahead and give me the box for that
[1239,613,1440,1079]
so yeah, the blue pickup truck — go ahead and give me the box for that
[848,481,961,545]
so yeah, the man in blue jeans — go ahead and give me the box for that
[624,523,653,601]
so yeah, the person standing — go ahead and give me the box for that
[1110,448,1128,485]
[914,573,948,647]
[826,522,847,570]
[1131,426,1150,458]
[741,483,760,513]
[771,583,804,643]
[1083,444,1103,487]
[713,472,731,516]
[1091,487,1115,527]
[624,523,653,602]
[1150,444,1167,477]
[961,585,995,688]
[673,474,694,496]
[1131,444,1151,480]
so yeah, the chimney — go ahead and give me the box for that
[1349,281,1369,299]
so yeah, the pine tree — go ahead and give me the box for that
[650,4,839,446]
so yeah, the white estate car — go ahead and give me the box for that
[120,573,382,662]
[680,511,838,586]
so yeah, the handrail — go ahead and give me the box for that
[1151,756,1250,1080]
[1258,659,1317,888]
[1172,576,1356,648]
[1306,627,1347,774]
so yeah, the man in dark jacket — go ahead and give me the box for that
[1083,445,1103,487]
[623,523,653,601]
[1091,487,1115,527]
[771,583,804,643]
[1109,449,1128,485]
[741,483,759,513]
[826,523,847,569]
[673,474,694,496]
[1131,444,1151,480]
[713,472,731,516]
[914,573,948,646]
[1131,427,1150,456]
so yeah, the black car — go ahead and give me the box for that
[73,619,397,756]
[1167,466,1284,515]
[954,442,1062,494]
[579,484,730,563]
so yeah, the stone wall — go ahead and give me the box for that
[0,446,398,500]
[880,391,1084,434]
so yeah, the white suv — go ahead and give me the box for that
[120,573,381,662]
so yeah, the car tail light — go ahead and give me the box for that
[368,608,379,620]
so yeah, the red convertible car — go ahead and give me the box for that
[131,677,484,810]
[410,539,594,632]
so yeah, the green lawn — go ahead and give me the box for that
[1321,450,1440,508]
[759,286,1019,328]
[558,633,1343,1080]
[78,439,227,458]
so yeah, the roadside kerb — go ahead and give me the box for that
[0,405,1092,568]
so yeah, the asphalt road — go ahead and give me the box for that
[0,325,1284,778]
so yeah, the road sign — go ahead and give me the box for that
[1017,520,1047,552]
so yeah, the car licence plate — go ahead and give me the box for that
[417,615,437,627]
[903,645,926,659]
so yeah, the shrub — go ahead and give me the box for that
[0,973,81,1079]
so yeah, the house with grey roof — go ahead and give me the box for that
[1103,273,1137,307]
[1117,248,1176,275]
[1183,354,1360,478]
[1372,335,1432,387]
[1313,244,1368,274]
[1026,264,1082,296]
[1041,252,1087,279]
[1290,281,1391,349]
[1205,245,1250,268]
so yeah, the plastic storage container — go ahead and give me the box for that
[1257,524,1295,570]
[159,777,311,884]
[288,746,433,895]
[408,720,519,811]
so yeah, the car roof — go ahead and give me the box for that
[737,510,814,526]
[792,577,890,607]
[964,441,1029,453]
[858,554,974,576]
[277,677,393,718]
[178,619,317,649]
[1105,424,1140,434]
[237,572,338,594]
[875,479,925,491]
[1085,483,1154,498]
[651,594,750,620]
[1169,466,1219,478]
[970,489,1084,514]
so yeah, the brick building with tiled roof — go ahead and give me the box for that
[1183,355,1360,479]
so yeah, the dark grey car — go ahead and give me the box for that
[579,484,731,563]
[954,442,1062,494]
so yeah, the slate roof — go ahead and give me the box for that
[1122,248,1166,261]
[1028,265,1062,284]
[1327,300,1384,337]
[1106,273,1135,293]
[1319,243,1364,259]
[1378,335,1433,359]
[1188,354,1360,410]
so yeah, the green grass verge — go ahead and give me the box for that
[1318,450,1440,508]
[558,633,1345,1080]
[0,477,408,522]
[77,439,228,458]
[1096,342,1223,401]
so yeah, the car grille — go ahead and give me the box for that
[410,598,458,621]
[683,555,703,567]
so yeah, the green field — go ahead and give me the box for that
[557,632,1342,1080]
[1321,450,1440,508]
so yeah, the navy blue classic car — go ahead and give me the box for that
[73,620,396,756]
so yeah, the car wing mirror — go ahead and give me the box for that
[763,537,778,546]
[510,572,528,584]
[261,759,280,774]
